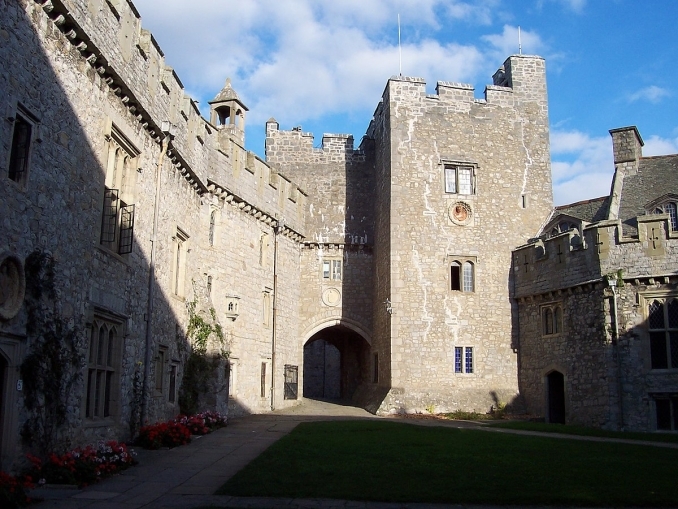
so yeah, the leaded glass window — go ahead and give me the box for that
[455,347,473,374]
[444,165,475,195]
[85,320,119,419]
[648,297,678,369]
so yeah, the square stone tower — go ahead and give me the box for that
[370,55,553,413]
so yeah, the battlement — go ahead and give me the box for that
[265,120,366,165]
[512,213,678,298]
[25,0,308,234]
[382,55,544,110]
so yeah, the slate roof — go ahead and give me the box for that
[210,78,245,105]
[554,196,610,223]
[618,154,678,236]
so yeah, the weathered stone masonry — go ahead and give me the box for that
[0,0,306,470]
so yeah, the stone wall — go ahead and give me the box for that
[374,56,553,413]
[513,212,678,430]
[0,0,305,470]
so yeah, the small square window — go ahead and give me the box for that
[444,165,475,195]
[322,259,342,281]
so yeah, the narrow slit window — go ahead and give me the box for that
[8,115,32,183]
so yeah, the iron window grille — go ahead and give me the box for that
[100,188,135,254]
[284,364,299,400]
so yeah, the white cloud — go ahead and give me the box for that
[550,129,614,205]
[132,0,501,130]
[481,25,546,60]
[627,86,671,104]
[550,129,678,205]
[643,134,678,156]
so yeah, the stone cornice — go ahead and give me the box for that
[301,242,373,254]
[34,0,204,196]
[206,179,305,243]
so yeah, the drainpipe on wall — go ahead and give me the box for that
[270,219,283,410]
[608,278,625,431]
[141,126,173,427]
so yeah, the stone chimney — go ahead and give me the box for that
[609,126,644,164]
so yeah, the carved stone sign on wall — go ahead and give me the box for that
[0,254,25,320]
[449,201,473,226]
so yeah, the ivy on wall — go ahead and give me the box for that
[20,250,84,457]
[178,293,229,416]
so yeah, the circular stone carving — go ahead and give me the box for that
[449,201,473,226]
[0,254,26,320]
[322,288,342,307]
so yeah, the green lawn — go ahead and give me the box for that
[218,420,678,506]
[488,421,678,444]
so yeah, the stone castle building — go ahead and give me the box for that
[0,0,675,470]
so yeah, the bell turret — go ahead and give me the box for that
[209,78,248,145]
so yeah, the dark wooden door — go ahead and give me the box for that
[547,371,566,424]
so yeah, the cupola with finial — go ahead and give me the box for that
[209,78,248,145]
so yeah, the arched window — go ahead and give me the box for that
[667,203,677,231]
[86,320,120,419]
[450,260,475,292]
[450,262,461,291]
[651,202,678,231]
[462,262,474,292]
[542,303,563,336]
[648,297,678,369]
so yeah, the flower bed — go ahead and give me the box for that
[176,411,227,435]
[136,411,227,449]
[0,471,33,508]
[24,441,135,488]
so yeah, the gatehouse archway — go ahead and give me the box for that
[303,324,370,401]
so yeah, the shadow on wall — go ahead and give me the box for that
[0,1,223,470]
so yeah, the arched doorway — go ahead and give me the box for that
[547,370,566,424]
[303,325,370,401]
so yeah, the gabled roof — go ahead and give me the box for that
[618,154,678,235]
[554,196,610,223]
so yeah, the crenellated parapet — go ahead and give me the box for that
[512,213,678,298]
[27,0,310,236]
[378,55,545,116]
[265,120,366,166]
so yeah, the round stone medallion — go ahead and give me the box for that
[449,201,473,226]
[322,287,342,307]
[0,254,25,320]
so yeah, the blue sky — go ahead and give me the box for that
[132,0,677,205]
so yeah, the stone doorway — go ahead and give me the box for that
[303,325,370,401]
[547,370,566,424]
